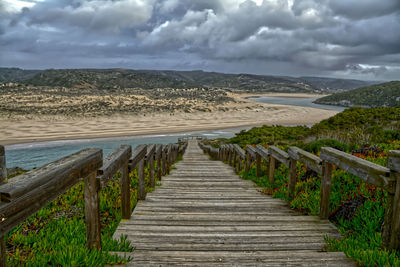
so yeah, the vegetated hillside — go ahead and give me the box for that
[210,106,400,267]
[0,67,376,93]
[24,69,318,93]
[25,69,199,90]
[0,68,40,83]
[314,81,400,107]
[226,106,400,147]
[300,76,378,92]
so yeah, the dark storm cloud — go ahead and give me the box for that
[1,0,400,80]
[329,0,400,20]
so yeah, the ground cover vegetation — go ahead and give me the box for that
[4,156,175,266]
[209,106,400,266]
[315,81,400,108]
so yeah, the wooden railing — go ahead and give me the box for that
[199,142,400,250]
[0,142,187,265]
[178,136,206,142]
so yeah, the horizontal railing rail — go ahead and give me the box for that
[199,141,400,250]
[0,141,188,266]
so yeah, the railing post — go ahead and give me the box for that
[0,146,6,267]
[157,148,162,180]
[388,151,400,249]
[166,148,171,175]
[162,148,167,176]
[84,171,101,249]
[0,146,7,184]
[235,153,239,173]
[0,235,5,267]
[288,159,297,199]
[138,158,146,200]
[256,153,261,177]
[149,152,155,188]
[320,161,333,219]
[121,161,130,220]
[245,152,251,173]
[268,155,275,184]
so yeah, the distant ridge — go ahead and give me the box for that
[315,81,400,107]
[0,67,378,93]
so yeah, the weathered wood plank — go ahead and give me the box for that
[389,150,400,249]
[0,148,102,202]
[0,236,4,267]
[84,171,101,249]
[0,146,6,185]
[255,145,269,162]
[321,147,393,193]
[112,140,353,266]
[288,147,322,175]
[269,146,290,167]
[269,155,275,184]
[137,158,146,200]
[146,144,156,188]
[98,145,131,186]
[120,162,130,220]
[246,145,257,159]
[320,161,333,219]
[129,144,147,171]
[156,144,163,180]
[162,146,167,176]
[233,144,245,160]
[389,150,400,172]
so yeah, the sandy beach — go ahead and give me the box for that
[0,94,338,145]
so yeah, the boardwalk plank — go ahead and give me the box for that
[111,140,354,266]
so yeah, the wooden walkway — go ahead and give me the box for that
[113,140,355,266]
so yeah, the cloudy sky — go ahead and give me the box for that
[1,0,400,80]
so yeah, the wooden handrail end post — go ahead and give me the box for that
[388,150,400,249]
[121,162,131,220]
[84,171,101,250]
[319,161,333,219]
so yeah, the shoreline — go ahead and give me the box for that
[1,101,339,146]
[238,93,329,99]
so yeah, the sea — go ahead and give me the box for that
[4,96,344,170]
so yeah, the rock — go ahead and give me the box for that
[329,197,366,224]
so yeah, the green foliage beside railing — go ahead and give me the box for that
[5,162,163,266]
[223,106,400,148]
[238,141,400,266]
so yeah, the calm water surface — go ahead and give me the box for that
[5,129,237,170]
[248,96,346,112]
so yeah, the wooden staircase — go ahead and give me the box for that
[112,140,355,266]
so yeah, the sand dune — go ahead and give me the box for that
[0,97,338,145]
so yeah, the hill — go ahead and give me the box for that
[314,81,400,107]
[300,76,378,92]
[0,68,377,93]
[0,68,40,83]
[22,69,317,93]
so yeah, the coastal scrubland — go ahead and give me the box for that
[4,155,170,266]
[205,106,400,266]
[315,81,400,107]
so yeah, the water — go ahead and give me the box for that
[4,96,345,170]
[248,96,346,112]
[5,129,238,170]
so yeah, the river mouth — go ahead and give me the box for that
[247,95,346,112]
[4,95,344,170]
